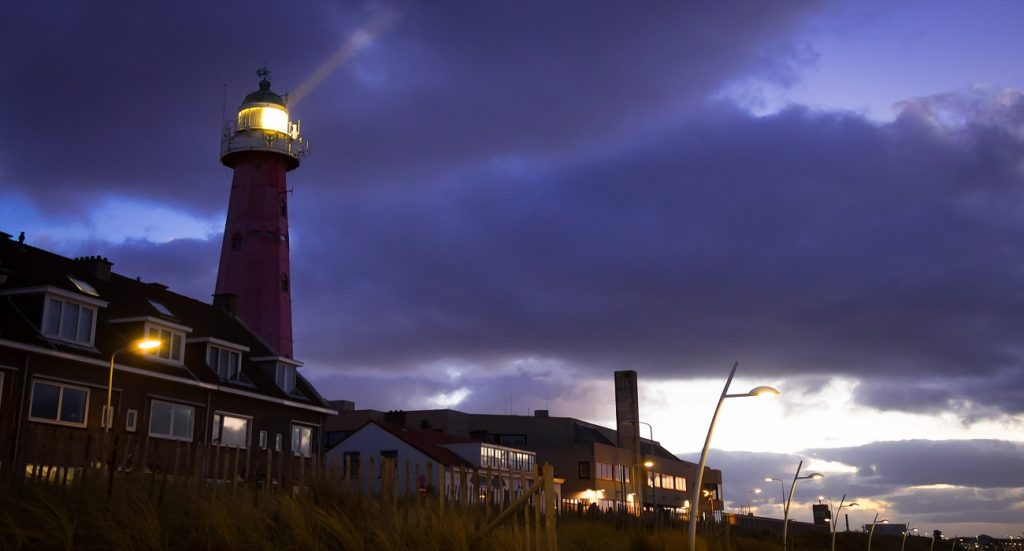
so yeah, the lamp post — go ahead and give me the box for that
[901,525,916,551]
[867,513,889,551]
[687,361,779,551]
[623,419,656,515]
[765,476,787,515]
[782,460,824,551]
[105,339,161,431]
[829,495,858,551]
[746,488,762,515]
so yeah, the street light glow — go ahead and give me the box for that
[136,339,161,350]
[748,385,780,397]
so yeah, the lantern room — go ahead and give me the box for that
[220,67,308,171]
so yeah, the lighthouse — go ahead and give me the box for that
[215,68,308,359]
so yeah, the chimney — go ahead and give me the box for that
[534,409,549,418]
[614,370,642,467]
[336,400,355,412]
[212,292,238,314]
[74,255,113,281]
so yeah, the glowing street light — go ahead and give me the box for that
[867,513,890,551]
[829,495,858,551]
[747,488,762,515]
[105,339,161,431]
[687,362,779,551]
[902,525,918,551]
[782,460,824,551]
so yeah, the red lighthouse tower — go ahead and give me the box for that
[215,68,308,359]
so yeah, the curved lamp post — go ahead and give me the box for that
[829,495,858,551]
[782,460,824,551]
[687,362,779,551]
[106,339,161,431]
[765,477,787,514]
[867,513,890,551]
[622,419,656,515]
[746,488,762,515]
[901,525,917,551]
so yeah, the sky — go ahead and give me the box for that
[2,0,1022,538]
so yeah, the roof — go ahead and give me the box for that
[242,79,286,107]
[0,232,327,410]
[365,420,475,467]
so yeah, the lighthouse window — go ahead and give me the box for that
[231,232,243,250]
[280,201,287,217]
[280,273,289,293]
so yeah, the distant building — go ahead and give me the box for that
[324,371,724,514]
[812,503,832,526]
[325,420,560,502]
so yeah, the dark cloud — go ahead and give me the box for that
[290,91,1024,419]
[5,2,1024,423]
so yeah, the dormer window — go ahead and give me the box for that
[148,299,174,317]
[209,345,242,381]
[145,324,185,364]
[67,276,99,297]
[42,297,96,345]
[275,363,296,394]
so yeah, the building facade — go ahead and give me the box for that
[324,372,724,515]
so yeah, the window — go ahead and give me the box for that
[378,450,397,477]
[596,462,613,480]
[578,461,590,479]
[126,409,138,432]
[275,433,283,452]
[276,363,296,394]
[146,326,184,363]
[231,231,243,250]
[212,412,250,448]
[343,452,360,477]
[149,400,194,441]
[291,424,313,457]
[259,430,268,450]
[42,297,96,345]
[67,276,99,297]
[148,299,174,317]
[280,273,289,293]
[208,345,242,381]
[29,380,89,426]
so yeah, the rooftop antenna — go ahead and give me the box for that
[257,64,271,84]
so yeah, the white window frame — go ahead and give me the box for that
[41,295,98,346]
[208,345,243,382]
[28,379,90,427]
[274,433,283,452]
[148,399,195,442]
[212,411,251,449]
[144,322,186,366]
[291,423,314,458]
[125,409,138,432]
[276,363,296,394]
[258,430,268,450]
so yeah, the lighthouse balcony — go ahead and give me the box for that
[220,127,309,170]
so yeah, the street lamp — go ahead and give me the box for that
[782,460,824,551]
[687,362,779,551]
[901,525,917,551]
[747,488,762,515]
[623,420,656,515]
[829,495,858,551]
[105,339,161,431]
[867,514,890,551]
[765,477,787,514]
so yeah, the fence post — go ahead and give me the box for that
[172,440,182,487]
[231,445,240,492]
[404,457,411,498]
[438,463,445,511]
[265,447,273,492]
[485,465,493,516]
[543,463,556,551]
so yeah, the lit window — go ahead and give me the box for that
[149,400,194,441]
[212,412,250,448]
[291,424,313,457]
[29,380,89,427]
[146,325,184,364]
[67,276,99,297]
[42,297,96,345]
[148,299,174,317]
[208,345,242,381]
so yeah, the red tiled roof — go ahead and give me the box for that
[368,420,475,466]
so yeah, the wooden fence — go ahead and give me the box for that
[8,423,560,549]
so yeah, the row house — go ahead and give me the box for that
[0,232,333,480]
